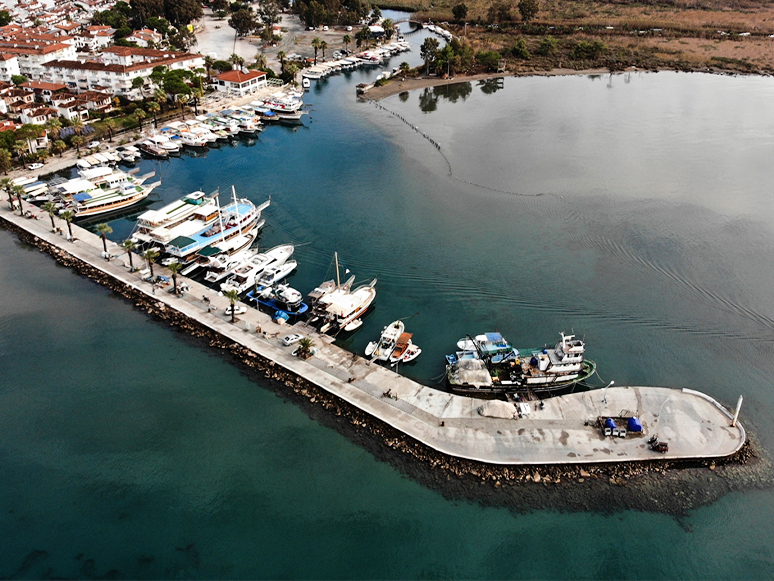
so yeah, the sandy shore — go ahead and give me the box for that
[365,67,630,100]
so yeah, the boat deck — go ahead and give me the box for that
[1,202,747,466]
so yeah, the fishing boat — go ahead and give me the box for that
[247,284,308,318]
[307,252,376,333]
[445,332,597,395]
[220,243,294,294]
[138,140,169,158]
[367,320,404,361]
[389,332,412,364]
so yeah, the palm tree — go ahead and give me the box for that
[154,88,167,105]
[52,139,66,157]
[136,109,146,130]
[286,63,299,85]
[1,177,12,206]
[343,34,351,52]
[120,238,136,270]
[229,53,245,67]
[71,116,84,136]
[37,150,49,164]
[148,101,161,128]
[223,289,240,322]
[320,40,328,60]
[382,19,394,40]
[167,261,182,294]
[12,184,25,215]
[311,37,321,65]
[60,210,74,240]
[71,135,83,156]
[0,149,11,175]
[399,61,411,74]
[254,53,267,70]
[13,140,27,166]
[297,337,315,359]
[143,249,159,277]
[96,223,113,255]
[276,50,285,71]
[42,201,57,231]
[204,55,214,78]
[45,118,62,140]
[104,118,116,142]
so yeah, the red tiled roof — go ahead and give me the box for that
[20,80,69,91]
[217,69,266,83]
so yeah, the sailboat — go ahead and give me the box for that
[307,252,376,333]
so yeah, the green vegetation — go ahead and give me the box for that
[476,49,502,71]
[571,39,607,60]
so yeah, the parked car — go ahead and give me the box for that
[323,25,329,31]
[346,25,353,31]
[282,333,304,346]
[224,304,247,316]
[88,141,100,149]
[27,163,43,170]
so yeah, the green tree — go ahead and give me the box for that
[0,177,10,206]
[45,118,62,140]
[370,6,381,23]
[163,69,193,119]
[204,55,214,77]
[12,184,25,215]
[320,39,328,59]
[229,53,245,66]
[121,238,137,270]
[212,59,232,72]
[104,118,116,142]
[487,1,512,23]
[342,34,351,51]
[355,26,369,48]
[420,37,440,75]
[256,0,280,41]
[147,101,161,127]
[223,288,240,322]
[0,149,11,174]
[60,210,75,240]
[13,140,28,165]
[52,140,66,158]
[571,39,607,59]
[452,3,468,20]
[382,19,394,40]
[399,61,411,74]
[71,135,83,155]
[518,0,538,23]
[296,336,315,358]
[167,260,183,293]
[311,37,321,65]
[536,35,557,56]
[228,8,256,36]
[212,0,228,11]
[136,109,147,130]
[276,50,285,71]
[143,248,159,277]
[285,63,298,84]
[96,223,113,254]
[132,76,146,93]
[476,50,502,71]
[511,37,530,59]
[42,201,58,231]
[71,116,84,135]
[0,10,11,26]
[11,74,28,86]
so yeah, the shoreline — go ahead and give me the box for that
[363,65,760,101]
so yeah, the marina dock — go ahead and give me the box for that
[0,202,746,466]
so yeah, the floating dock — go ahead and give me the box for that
[0,202,746,466]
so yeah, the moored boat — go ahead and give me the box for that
[369,320,404,361]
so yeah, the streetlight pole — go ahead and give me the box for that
[602,380,614,405]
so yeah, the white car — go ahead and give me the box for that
[27,163,43,170]
[323,25,329,31]
[282,333,304,346]
[346,25,353,31]
[88,141,100,148]
[224,304,247,316]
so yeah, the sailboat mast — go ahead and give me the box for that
[335,251,340,287]
[232,185,242,235]
[215,190,225,242]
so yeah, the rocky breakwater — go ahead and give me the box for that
[2,214,771,516]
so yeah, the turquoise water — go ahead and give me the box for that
[2,24,774,577]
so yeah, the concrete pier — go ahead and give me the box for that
[0,201,746,466]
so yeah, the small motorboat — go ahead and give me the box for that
[401,343,422,363]
[389,333,413,364]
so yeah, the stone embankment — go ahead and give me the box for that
[1,203,769,514]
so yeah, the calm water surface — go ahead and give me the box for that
[2,29,774,578]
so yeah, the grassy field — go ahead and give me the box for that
[379,0,774,73]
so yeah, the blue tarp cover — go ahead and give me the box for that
[627,417,643,432]
[485,332,503,342]
[604,418,616,429]
[73,192,92,201]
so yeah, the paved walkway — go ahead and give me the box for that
[1,201,747,465]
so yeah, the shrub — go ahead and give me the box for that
[476,50,501,71]
[511,38,530,59]
[571,40,607,60]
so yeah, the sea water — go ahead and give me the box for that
[1,24,774,578]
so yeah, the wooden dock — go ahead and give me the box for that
[0,201,747,466]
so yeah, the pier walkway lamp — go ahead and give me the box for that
[602,381,614,405]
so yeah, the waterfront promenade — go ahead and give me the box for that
[0,201,747,466]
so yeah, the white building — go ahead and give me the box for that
[0,53,20,82]
[215,69,267,96]
[0,40,76,78]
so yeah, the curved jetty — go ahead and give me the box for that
[0,202,746,466]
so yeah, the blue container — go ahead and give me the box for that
[627,417,643,432]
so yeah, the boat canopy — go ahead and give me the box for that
[198,244,223,257]
[168,235,196,248]
[72,192,92,201]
